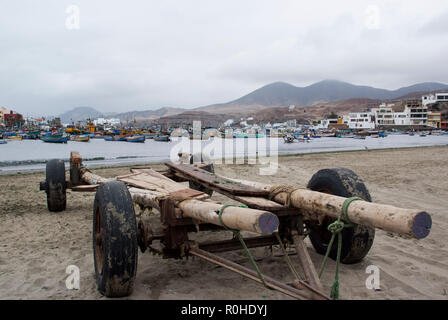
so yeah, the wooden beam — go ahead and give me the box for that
[217,176,432,239]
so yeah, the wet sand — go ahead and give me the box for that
[0,146,447,300]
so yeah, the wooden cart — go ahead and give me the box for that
[39,152,432,300]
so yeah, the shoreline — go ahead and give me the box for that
[1,144,447,176]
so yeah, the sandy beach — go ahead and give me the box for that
[1,146,447,300]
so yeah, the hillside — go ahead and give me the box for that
[58,106,186,123]
[56,80,448,125]
[58,107,105,123]
[115,107,185,121]
[197,80,448,113]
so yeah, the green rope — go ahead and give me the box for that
[217,204,269,289]
[273,232,303,281]
[318,196,364,299]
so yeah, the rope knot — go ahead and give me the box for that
[327,221,345,234]
[269,185,306,208]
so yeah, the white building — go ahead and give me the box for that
[316,119,339,130]
[422,93,448,106]
[287,119,297,127]
[273,122,288,128]
[372,103,395,126]
[94,118,121,126]
[404,101,428,126]
[393,108,411,125]
[0,107,9,125]
[348,112,375,129]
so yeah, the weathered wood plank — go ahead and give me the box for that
[164,162,270,196]
[118,172,186,193]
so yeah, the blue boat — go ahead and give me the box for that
[104,135,127,141]
[41,134,68,143]
[126,135,146,143]
[154,135,170,142]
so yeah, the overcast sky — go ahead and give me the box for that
[1,0,448,116]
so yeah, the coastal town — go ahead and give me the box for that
[1,93,448,145]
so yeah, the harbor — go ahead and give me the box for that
[1,133,448,173]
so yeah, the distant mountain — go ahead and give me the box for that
[115,107,185,121]
[197,80,448,112]
[56,80,448,124]
[58,106,104,124]
[57,106,186,123]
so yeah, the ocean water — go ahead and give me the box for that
[1,134,447,173]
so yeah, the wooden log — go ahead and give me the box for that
[70,151,83,186]
[177,199,279,234]
[128,187,165,210]
[79,167,112,185]
[216,176,431,239]
[128,187,278,234]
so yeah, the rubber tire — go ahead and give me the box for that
[46,159,66,212]
[93,181,138,297]
[306,168,375,264]
[189,153,214,196]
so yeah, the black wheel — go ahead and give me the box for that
[93,181,138,297]
[45,159,66,212]
[189,153,214,196]
[306,168,375,264]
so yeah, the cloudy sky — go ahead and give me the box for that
[1,0,448,116]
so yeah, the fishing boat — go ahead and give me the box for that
[9,136,23,141]
[126,135,146,143]
[379,132,388,138]
[0,140,7,144]
[116,135,128,141]
[320,132,336,137]
[104,135,128,141]
[354,135,366,140]
[24,131,41,139]
[41,134,68,143]
[296,137,311,143]
[154,135,170,142]
[143,133,156,139]
[71,135,90,142]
